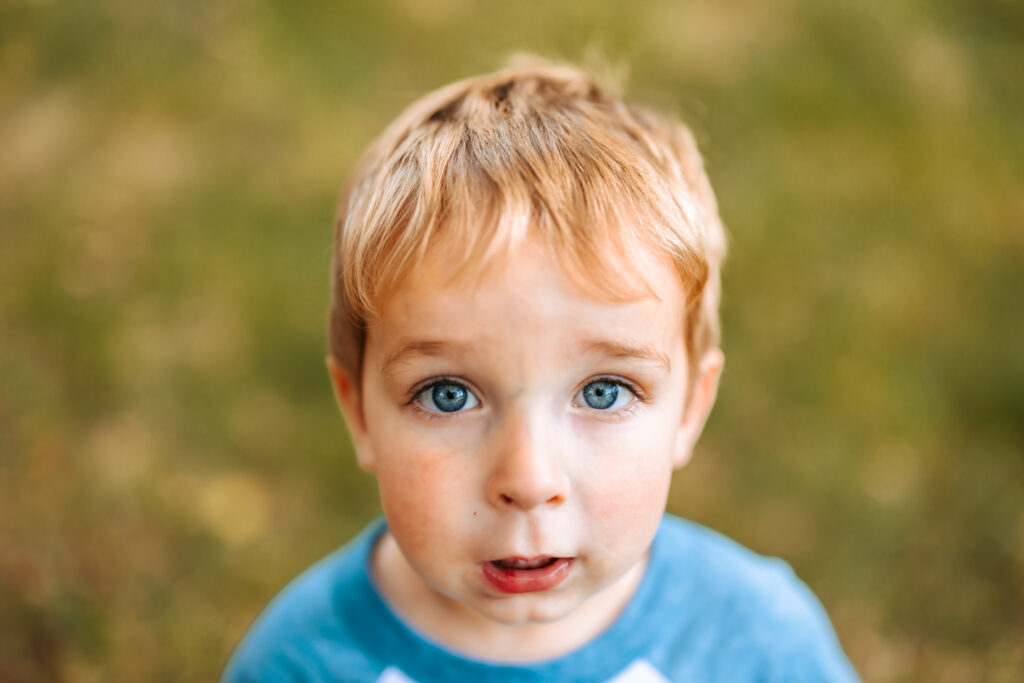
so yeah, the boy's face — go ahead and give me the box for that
[331,238,722,634]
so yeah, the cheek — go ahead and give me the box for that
[372,438,473,557]
[593,459,671,520]
[581,420,675,529]
[583,456,670,575]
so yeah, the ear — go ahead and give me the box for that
[673,348,724,469]
[326,355,377,473]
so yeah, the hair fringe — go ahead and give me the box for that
[329,57,726,388]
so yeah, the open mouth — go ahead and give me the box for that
[491,557,559,571]
[481,556,573,594]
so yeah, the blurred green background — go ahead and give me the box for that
[2,0,1021,680]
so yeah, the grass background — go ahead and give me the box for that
[1,0,1022,680]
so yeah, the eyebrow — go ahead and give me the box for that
[582,340,672,373]
[380,339,474,379]
[380,338,672,379]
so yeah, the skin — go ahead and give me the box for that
[328,238,723,661]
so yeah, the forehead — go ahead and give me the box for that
[388,229,681,306]
[369,238,687,359]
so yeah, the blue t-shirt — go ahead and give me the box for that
[223,515,858,682]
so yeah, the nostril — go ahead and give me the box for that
[496,492,566,507]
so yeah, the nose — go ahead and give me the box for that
[485,410,570,511]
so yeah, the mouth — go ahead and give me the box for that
[481,556,574,594]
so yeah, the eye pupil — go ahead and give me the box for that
[432,383,467,412]
[583,381,619,410]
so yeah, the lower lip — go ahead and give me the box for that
[480,558,574,594]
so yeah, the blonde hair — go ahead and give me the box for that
[329,59,726,386]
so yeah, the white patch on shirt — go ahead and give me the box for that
[608,659,671,683]
[377,667,416,683]
[375,659,669,683]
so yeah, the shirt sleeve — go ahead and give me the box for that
[759,565,861,682]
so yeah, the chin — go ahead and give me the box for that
[474,592,579,626]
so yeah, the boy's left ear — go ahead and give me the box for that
[673,349,724,469]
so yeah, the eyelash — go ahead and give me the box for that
[404,375,649,421]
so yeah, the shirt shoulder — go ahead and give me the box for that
[648,516,860,681]
[221,521,388,683]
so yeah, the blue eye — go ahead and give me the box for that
[432,384,467,412]
[580,380,632,410]
[415,381,480,414]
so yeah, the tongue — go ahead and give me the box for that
[494,557,557,570]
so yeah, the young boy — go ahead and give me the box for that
[224,60,859,682]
